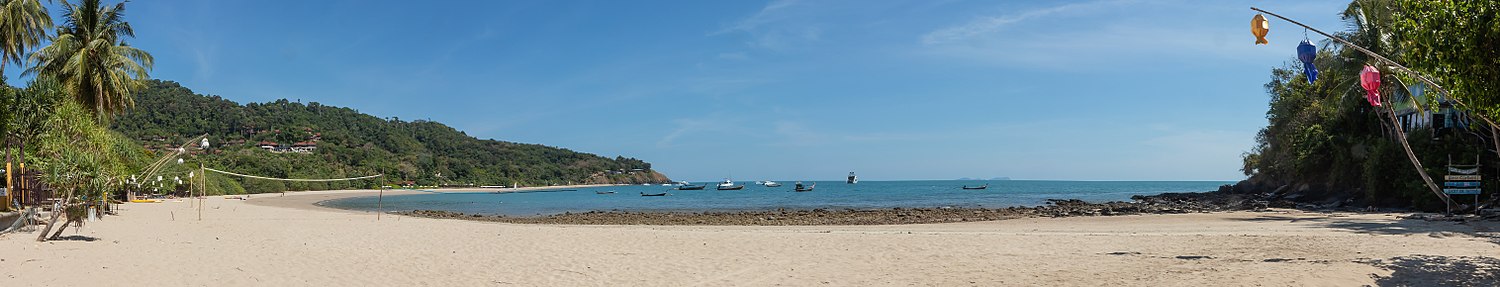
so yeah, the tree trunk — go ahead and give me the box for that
[35,197,66,242]
[48,215,75,240]
[1384,107,1453,210]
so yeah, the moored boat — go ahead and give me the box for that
[794,181,815,192]
[676,184,706,190]
[716,178,744,190]
[597,191,617,194]
[640,192,669,196]
[961,184,988,190]
[763,180,782,187]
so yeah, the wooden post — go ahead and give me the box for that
[4,162,10,211]
[198,163,204,221]
[18,163,24,207]
[377,188,384,221]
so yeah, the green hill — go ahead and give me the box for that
[109,80,668,194]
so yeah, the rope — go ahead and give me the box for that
[202,167,382,182]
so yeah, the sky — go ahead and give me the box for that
[13,0,1355,182]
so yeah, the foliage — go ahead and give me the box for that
[1240,1,1499,210]
[0,0,50,75]
[1386,1,1500,120]
[24,0,152,120]
[109,80,665,194]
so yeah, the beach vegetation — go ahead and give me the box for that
[1240,0,1500,210]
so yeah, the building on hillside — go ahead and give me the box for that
[257,141,278,152]
[290,142,318,153]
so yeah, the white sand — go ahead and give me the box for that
[2,189,1496,286]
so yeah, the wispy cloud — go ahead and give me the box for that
[913,0,1291,70]
[712,0,802,35]
[716,52,749,61]
[711,0,822,50]
[921,0,1130,45]
[658,117,738,147]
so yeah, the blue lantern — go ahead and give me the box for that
[1297,40,1317,84]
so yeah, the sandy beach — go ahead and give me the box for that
[2,189,1497,286]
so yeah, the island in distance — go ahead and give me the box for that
[956,177,1011,181]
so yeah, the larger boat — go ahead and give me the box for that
[847,172,858,184]
[716,178,744,190]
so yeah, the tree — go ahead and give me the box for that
[0,0,49,76]
[1387,1,1500,120]
[25,0,152,120]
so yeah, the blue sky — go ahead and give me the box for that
[20,0,1353,181]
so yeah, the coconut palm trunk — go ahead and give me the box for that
[1383,105,1454,209]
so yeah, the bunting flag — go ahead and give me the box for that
[1297,40,1317,83]
[1360,65,1382,107]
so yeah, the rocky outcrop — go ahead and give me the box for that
[398,192,1274,226]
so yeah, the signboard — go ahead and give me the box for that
[0,187,6,196]
[1445,175,1482,181]
[1444,181,1482,188]
[1443,188,1482,195]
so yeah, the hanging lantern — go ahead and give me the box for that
[1360,65,1382,107]
[1297,40,1317,83]
[1251,14,1270,45]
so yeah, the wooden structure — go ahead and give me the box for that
[1443,157,1484,214]
[5,166,53,207]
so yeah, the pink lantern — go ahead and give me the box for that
[1360,65,1382,107]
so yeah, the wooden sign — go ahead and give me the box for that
[1445,175,1481,181]
[1444,181,1481,188]
[1443,188,1482,195]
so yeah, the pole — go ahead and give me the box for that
[4,162,11,211]
[198,163,204,221]
[1253,6,1455,208]
[377,188,384,221]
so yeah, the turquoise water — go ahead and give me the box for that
[320,180,1232,217]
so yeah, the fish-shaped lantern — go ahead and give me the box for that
[1297,40,1317,83]
[1360,65,1382,107]
[1251,14,1270,45]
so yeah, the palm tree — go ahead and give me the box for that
[0,0,49,76]
[0,0,50,207]
[25,0,152,120]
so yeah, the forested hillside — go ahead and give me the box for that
[109,80,668,194]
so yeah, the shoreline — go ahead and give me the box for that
[305,189,1274,225]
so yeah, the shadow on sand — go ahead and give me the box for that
[1235,214,1500,286]
[49,235,99,242]
[1360,255,1500,287]
[1231,214,1499,245]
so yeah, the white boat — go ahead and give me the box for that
[762,180,781,187]
[716,178,744,190]
[847,172,858,184]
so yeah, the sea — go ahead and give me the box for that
[319,180,1234,217]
